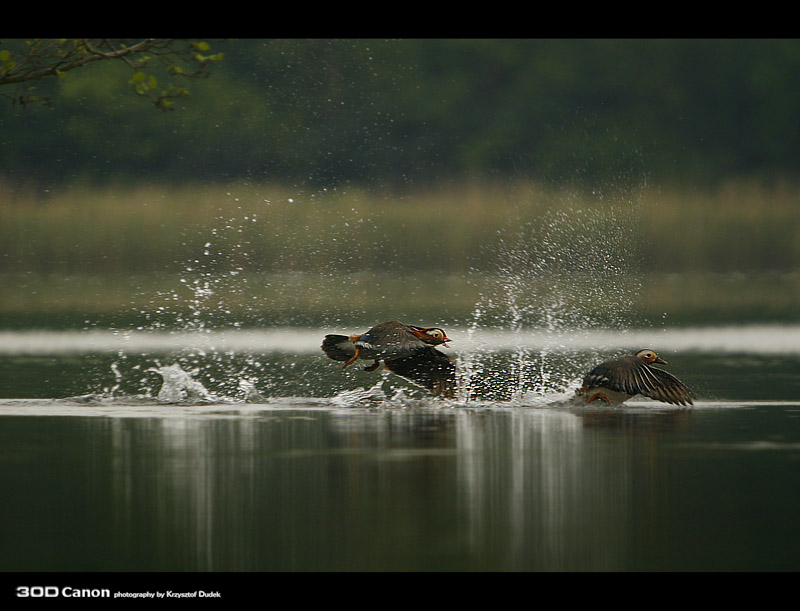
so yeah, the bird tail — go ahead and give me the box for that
[321,334,356,362]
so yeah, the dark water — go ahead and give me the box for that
[1,326,800,576]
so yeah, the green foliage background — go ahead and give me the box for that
[3,39,800,188]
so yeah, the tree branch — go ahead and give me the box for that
[0,39,224,109]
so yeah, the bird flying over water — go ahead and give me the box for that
[321,320,455,398]
[576,349,695,406]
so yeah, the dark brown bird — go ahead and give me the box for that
[576,349,695,406]
[321,320,455,398]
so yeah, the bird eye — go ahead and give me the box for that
[429,329,443,339]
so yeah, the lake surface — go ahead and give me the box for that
[1,324,800,576]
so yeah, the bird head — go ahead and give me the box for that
[635,349,667,365]
[410,326,452,346]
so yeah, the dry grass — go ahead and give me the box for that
[2,177,800,328]
[3,177,800,274]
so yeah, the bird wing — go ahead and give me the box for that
[355,321,428,357]
[639,367,696,406]
[584,356,694,406]
[384,347,456,398]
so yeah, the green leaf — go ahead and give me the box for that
[192,41,210,51]
[129,71,147,84]
[0,50,11,62]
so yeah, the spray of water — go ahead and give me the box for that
[81,183,645,407]
[93,188,381,404]
[459,189,643,404]
[82,193,272,404]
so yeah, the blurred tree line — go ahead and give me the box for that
[2,38,800,189]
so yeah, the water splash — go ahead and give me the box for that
[238,378,268,403]
[328,370,455,409]
[114,196,276,402]
[330,378,392,407]
[459,190,643,404]
[73,185,646,408]
[147,363,216,403]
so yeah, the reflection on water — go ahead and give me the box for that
[2,400,800,572]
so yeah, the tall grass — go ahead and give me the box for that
[2,178,800,328]
[638,179,800,272]
[3,177,800,274]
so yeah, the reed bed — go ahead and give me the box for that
[3,177,800,274]
[2,178,800,328]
